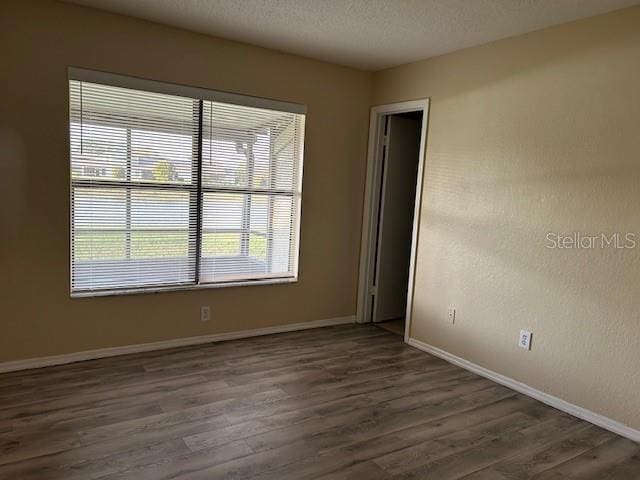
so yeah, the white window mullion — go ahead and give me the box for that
[124,128,132,260]
[240,143,254,258]
[266,128,276,272]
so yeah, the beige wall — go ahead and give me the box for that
[373,7,640,430]
[0,0,372,362]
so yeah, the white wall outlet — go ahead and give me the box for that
[519,330,532,350]
[448,308,456,324]
[201,306,211,322]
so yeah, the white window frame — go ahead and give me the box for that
[69,68,306,297]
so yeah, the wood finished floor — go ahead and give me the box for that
[0,324,638,479]
[377,319,405,337]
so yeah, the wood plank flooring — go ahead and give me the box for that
[0,324,637,479]
[377,319,405,336]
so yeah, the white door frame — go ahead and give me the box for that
[356,99,430,343]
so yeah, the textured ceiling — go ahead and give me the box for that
[63,0,640,70]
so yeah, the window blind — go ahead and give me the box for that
[70,72,305,295]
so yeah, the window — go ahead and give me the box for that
[69,69,305,296]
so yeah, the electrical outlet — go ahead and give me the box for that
[519,330,532,350]
[201,306,211,322]
[448,308,456,324]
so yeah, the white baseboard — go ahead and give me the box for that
[407,337,640,444]
[0,316,355,374]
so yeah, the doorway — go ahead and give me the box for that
[357,100,429,342]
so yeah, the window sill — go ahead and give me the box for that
[70,276,298,298]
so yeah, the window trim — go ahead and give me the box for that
[68,68,306,298]
[71,276,298,299]
[68,67,307,115]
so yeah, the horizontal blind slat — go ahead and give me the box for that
[70,77,304,294]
